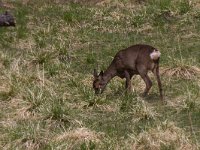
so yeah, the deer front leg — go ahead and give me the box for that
[124,70,132,92]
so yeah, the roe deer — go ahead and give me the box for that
[0,11,15,27]
[93,44,163,100]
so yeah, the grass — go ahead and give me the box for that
[0,0,200,149]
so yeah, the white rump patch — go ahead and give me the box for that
[150,50,161,60]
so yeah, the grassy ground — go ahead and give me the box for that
[0,0,200,149]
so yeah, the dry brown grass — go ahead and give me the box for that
[161,66,200,80]
[131,122,198,150]
[54,127,104,142]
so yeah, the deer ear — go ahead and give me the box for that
[99,70,104,76]
[93,69,98,77]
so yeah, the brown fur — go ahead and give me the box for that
[93,44,163,100]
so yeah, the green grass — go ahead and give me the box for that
[0,0,200,149]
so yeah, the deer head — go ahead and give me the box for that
[93,69,107,94]
[0,11,16,27]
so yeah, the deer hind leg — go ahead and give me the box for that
[137,66,152,96]
[141,74,152,96]
[124,70,132,92]
[153,66,163,100]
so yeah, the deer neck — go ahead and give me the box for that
[102,63,116,83]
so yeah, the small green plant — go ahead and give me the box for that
[0,88,15,101]
[63,3,93,24]
[30,51,53,64]
[46,64,60,77]
[23,85,47,112]
[179,0,191,15]
[44,100,70,125]
[80,141,96,150]
[15,8,29,39]
[132,14,146,27]
[147,0,172,10]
